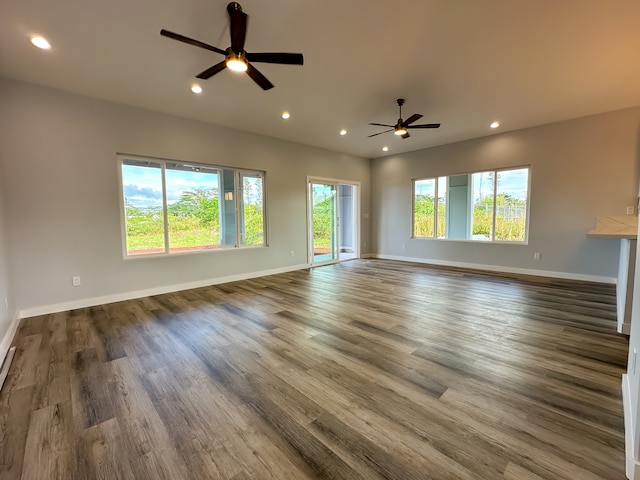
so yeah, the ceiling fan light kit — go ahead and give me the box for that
[369,98,441,139]
[160,2,303,90]
[225,50,248,72]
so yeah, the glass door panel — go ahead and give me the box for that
[310,182,338,264]
[338,184,357,261]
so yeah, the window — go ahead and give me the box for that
[119,155,266,256]
[412,166,530,243]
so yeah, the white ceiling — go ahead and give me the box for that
[1,0,639,159]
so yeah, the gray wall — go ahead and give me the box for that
[371,107,640,280]
[0,156,13,347]
[1,75,638,324]
[0,78,371,314]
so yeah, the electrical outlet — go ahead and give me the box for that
[72,276,81,287]
[534,252,541,260]
[628,206,635,215]
[290,250,294,257]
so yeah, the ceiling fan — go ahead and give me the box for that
[368,99,441,139]
[160,2,304,90]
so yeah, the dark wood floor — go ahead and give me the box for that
[0,259,630,479]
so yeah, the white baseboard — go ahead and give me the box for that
[369,254,616,284]
[19,263,311,319]
[623,374,640,479]
[15,255,617,319]
[0,310,21,368]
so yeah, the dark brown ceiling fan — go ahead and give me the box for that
[160,2,303,90]
[368,99,441,139]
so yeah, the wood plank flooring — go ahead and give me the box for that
[0,259,630,479]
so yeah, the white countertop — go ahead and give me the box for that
[586,215,638,239]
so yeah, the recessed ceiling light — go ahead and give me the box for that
[30,36,51,50]
[382,146,389,152]
[190,84,203,94]
[281,112,290,119]
[339,129,347,136]
[490,121,500,129]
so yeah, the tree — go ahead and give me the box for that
[168,188,219,227]
[414,195,435,236]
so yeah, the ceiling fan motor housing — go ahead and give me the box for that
[227,2,243,15]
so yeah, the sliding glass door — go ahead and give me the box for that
[309,182,338,264]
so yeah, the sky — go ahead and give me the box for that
[125,163,529,210]
[415,168,529,202]
[122,164,219,208]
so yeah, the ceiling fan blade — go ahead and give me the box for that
[407,123,441,129]
[401,132,411,139]
[245,52,304,65]
[402,113,423,126]
[369,123,395,128]
[196,61,227,79]
[228,3,248,53]
[367,129,394,137]
[160,29,226,55]
[246,63,274,90]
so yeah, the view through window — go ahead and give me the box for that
[119,156,266,256]
[413,166,530,242]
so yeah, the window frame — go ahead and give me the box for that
[411,165,531,244]
[117,154,268,259]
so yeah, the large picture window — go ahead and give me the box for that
[118,155,266,256]
[412,166,530,243]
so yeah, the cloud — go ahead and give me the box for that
[122,168,220,206]
[123,184,162,206]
